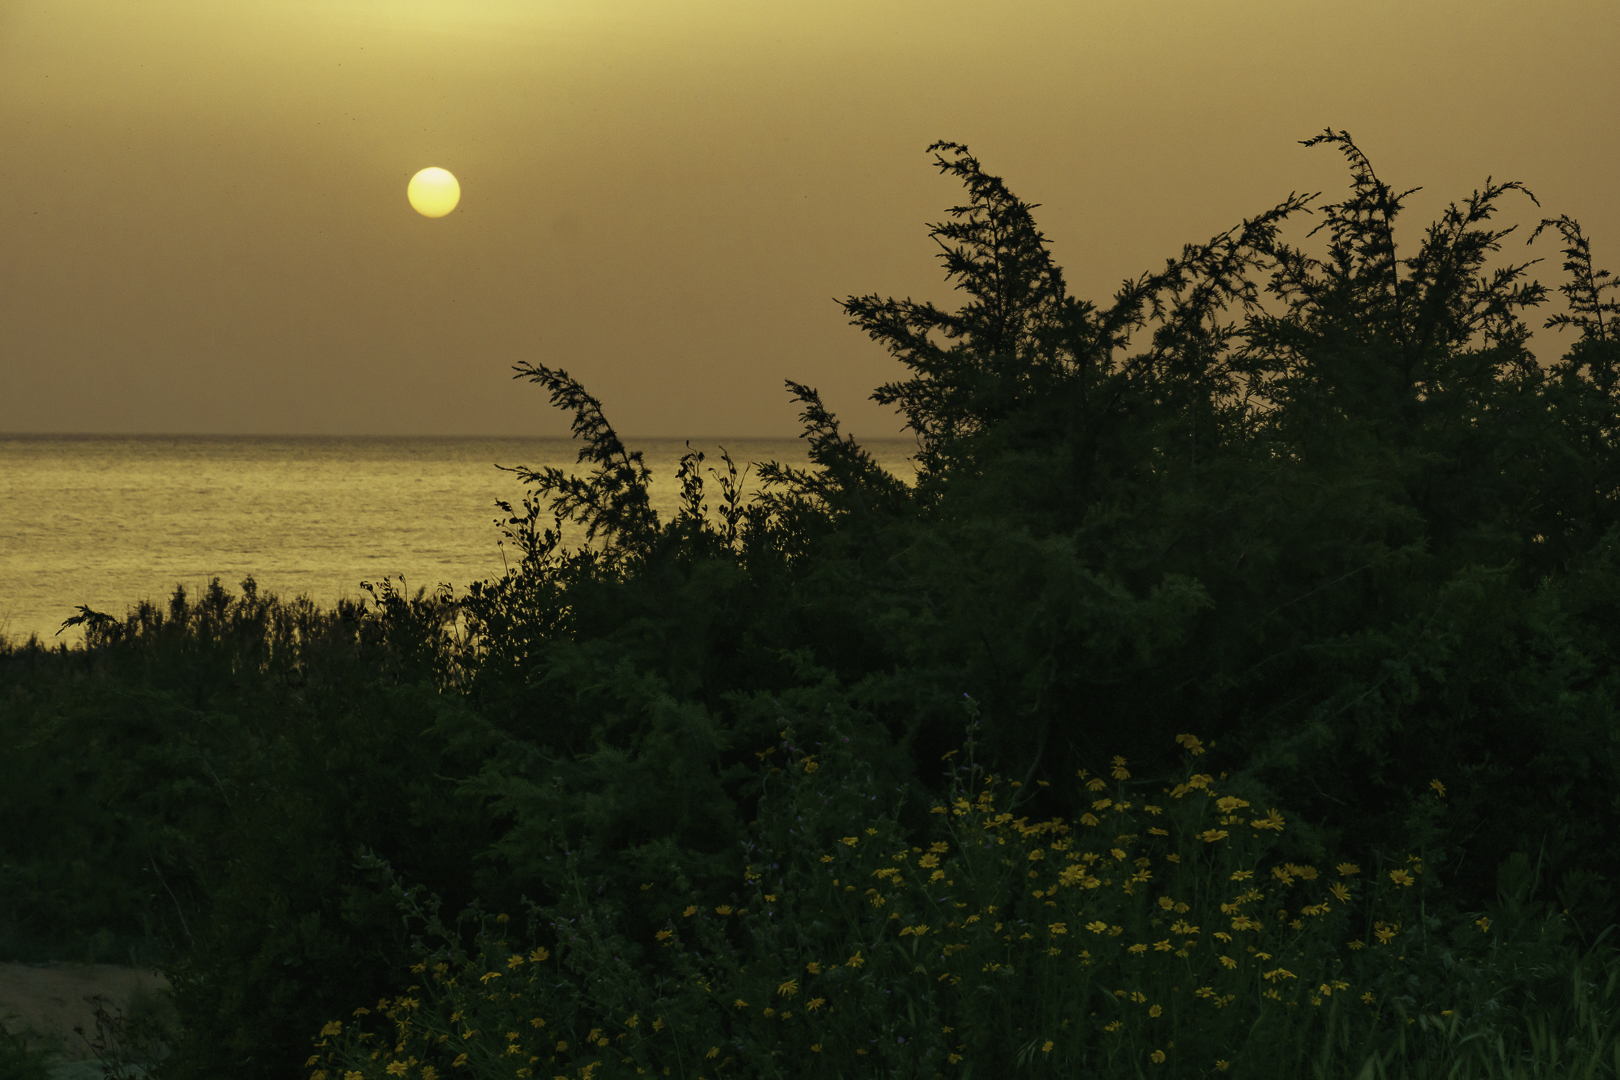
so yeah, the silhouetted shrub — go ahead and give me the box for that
[5,128,1619,1078]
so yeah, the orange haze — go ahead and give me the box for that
[1,0,1615,437]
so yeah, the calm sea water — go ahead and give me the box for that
[0,435,918,648]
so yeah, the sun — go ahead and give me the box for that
[407,167,461,218]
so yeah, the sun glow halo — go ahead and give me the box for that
[407,167,461,217]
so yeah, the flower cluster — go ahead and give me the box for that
[311,723,1460,1079]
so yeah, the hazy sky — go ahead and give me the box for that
[1,0,1615,438]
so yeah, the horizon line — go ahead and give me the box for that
[0,431,921,441]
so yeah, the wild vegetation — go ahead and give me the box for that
[2,129,1619,1078]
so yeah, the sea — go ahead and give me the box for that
[0,435,920,649]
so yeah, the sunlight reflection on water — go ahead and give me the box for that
[0,435,918,648]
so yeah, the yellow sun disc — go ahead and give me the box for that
[407,167,461,218]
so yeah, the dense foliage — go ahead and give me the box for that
[2,129,1618,1078]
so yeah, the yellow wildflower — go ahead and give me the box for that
[1249,809,1285,831]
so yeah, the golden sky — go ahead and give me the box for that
[1,0,1614,437]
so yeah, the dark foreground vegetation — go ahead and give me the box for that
[4,130,1620,1079]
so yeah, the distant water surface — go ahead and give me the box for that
[0,435,918,648]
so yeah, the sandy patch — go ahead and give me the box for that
[0,961,171,1067]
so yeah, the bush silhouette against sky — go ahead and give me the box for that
[5,129,1620,1078]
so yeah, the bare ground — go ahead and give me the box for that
[0,961,171,1075]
